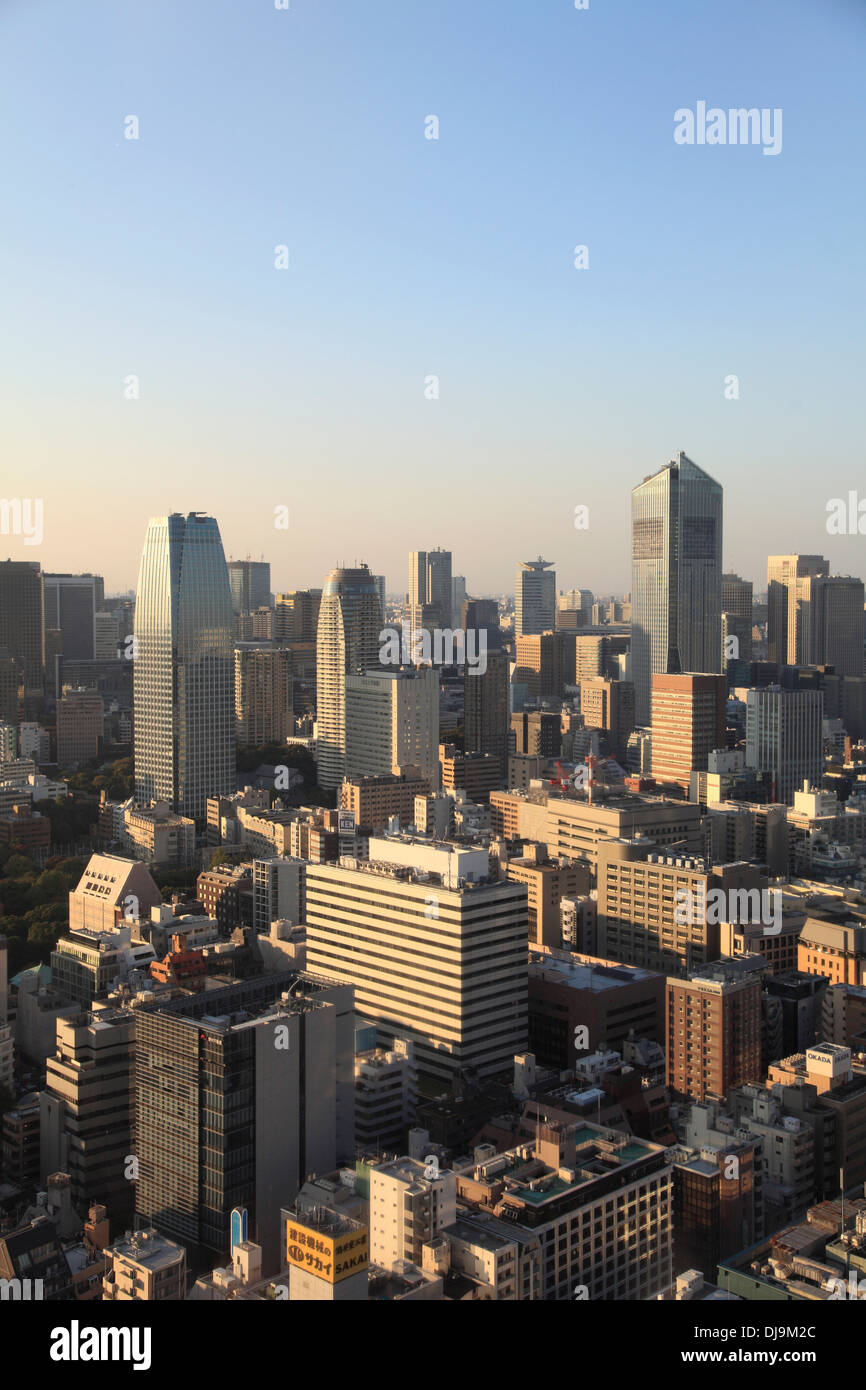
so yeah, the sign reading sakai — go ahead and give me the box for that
[285,1220,369,1284]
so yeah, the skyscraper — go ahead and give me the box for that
[408,548,452,644]
[631,452,723,726]
[133,513,236,826]
[345,667,439,786]
[227,559,271,615]
[515,558,556,636]
[766,554,829,666]
[745,686,824,804]
[0,559,44,700]
[805,575,864,677]
[43,573,105,661]
[316,564,383,790]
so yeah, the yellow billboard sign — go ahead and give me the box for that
[285,1220,369,1284]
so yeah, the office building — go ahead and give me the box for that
[650,673,725,794]
[40,1006,135,1228]
[340,771,432,831]
[453,1121,672,1301]
[227,560,271,615]
[439,744,502,803]
[252,856,305,933]
[631,452,723,726]
[596,839,765,977]
[579,677,635,763]
[274,589,322,644]
[489,785,705,873]
[355,1038,418,1154]
[305,837,528,1081]
[133,513,236,825]
[43,573,104,661]
[767,554,829,665]
[0,559,44,698]
[370,1156,457,1268]
[745,686,824,804]
[528,949,664,1068]
[56,687,104,767]
[505,847,590,948]
[134,974,355,1272]
[345,666,439,786]
[515,558,555,637]
[464,648,509,774]
[316,565,383,790]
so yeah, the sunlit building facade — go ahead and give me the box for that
[133,513,236,826]
[631,452,723,727]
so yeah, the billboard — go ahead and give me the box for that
[285,1219,369,1284]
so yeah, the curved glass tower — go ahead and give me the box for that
[316,565,383,790]
[631,452,722,728]
[134,513,235,825]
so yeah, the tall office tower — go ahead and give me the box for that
[305,838,528,1081]
[650,673,726,794]
[766,554,829,665]
[227,560,271,615]
[56,687,104,767]
[408,550,427,614]
[345,667,439,786]
[631,452,723,726]
[408,549,452,639]
[579,677,635,763]
[43,574,104,661]
[513,632,567,700]
[464,649,509,773]
[425,547,452,623]
[274,589,323,643]
[0,651,17,726]
[134,974,355,1273]
[809,576,865,676]
[745,686,824,804]
[0,560,45,700]
[39,1007,135,1228]
[515,558,556,636]
[666,960,764,1103]
[721,572,753,622]
[94,610,121,660]
[451,575,467,627]
[316,565,383,790]
[234,644,293,747]
[373,574,386,622]
[133,513,236,826]
[721,571,753,684]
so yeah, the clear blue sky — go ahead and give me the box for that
[1,0,864,597]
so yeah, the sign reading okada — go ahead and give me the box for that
[285,1220,369,1284]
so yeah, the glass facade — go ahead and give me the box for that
[134,513,235,825]
[316,565,383,790]
[631,453,722,726]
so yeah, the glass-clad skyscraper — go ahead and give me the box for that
[134,513,235,825]
[316,564,383,790]
[631,452,723,727]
